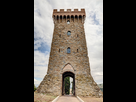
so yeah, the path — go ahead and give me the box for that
[56,95,79,102]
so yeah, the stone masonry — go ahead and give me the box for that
[36,9,103,98]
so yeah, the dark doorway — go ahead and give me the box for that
[62,71,75,96]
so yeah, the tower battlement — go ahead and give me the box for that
[52,9,86,24]
[53,9,85,13]
[53,9,86,16]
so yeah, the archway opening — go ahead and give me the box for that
[60,15,62,23]
[79,15,82,23]
[71,15,74,22]
[62,71,75,96]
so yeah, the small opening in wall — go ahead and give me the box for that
[67,15,70,19]
[77,34,78,37]
[59,34,61,38]
[67,47,71,53]
[77,49,78,52]
[59,49,60,52]
[79,15,82,23]
[71,15,74,22]
[67,20,70,24]
[57,15,59,23]
[60,15,62,23]
[67,31,71,36]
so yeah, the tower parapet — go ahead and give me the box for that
[52,9,86,24]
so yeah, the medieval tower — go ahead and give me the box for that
[36,9,103,98]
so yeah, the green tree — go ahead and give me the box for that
[64,77,70,94]
[34,84,37,92]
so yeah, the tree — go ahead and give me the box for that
[34,84,37,92]
[64,77,70,95]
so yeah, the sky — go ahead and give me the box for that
[34,0,103,88]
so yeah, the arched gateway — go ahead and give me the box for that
[62,63,75,95]
[62,71,75,95]
[36,9,103,98]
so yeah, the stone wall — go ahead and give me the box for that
[36,9,103,98]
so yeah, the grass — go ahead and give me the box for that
[34,92,57,102]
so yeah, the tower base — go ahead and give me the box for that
[36,73,103,98]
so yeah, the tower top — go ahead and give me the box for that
[52,9,86,17]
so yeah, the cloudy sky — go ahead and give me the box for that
[34,0,103,87]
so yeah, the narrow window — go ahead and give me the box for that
[59,49,60,52]
[77,49,78,52]
[77,34,78,37]
[59,34,61,38]
[67,47,71,53]
[67,20,70,24]
[67,31,71,36]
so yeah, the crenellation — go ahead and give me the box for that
[52,9,86,21]
[67,9,71,12]
[53,9,57,12]
[74,9,78,12]
[60,9,64,12]
[81,9,85,12]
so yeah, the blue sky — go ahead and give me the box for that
[34,0,103,87]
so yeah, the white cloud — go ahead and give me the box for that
[34,66,48,78]
[34,0,103,86]
[34,78,37,81]
[34,50,49,66]
[34,78,42,87]
[34,0,54,47]
[34,50,49,79]
[92,75,103,84]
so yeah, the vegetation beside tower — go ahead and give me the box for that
[64,77,70,94]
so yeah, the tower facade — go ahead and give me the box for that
[36,9,103,98]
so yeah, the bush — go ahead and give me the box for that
[34,84,37,92]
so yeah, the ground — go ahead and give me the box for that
[34,92,57,102]
[79,96,103,102]
[34,92,103,102]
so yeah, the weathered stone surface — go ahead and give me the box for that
[36,9,103,98]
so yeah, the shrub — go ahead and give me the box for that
[34,84,37,92]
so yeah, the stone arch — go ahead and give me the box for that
[62,63,75,73]
[63,15,66,23]
[60,15,62,23]
[79,15,82,23]
[71,15,74,22]
[67,15,70,19]
[75,15,78,22]
[63,15,66,18]
[57,15,59,23]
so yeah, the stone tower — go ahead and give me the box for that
[36,9,103,98]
